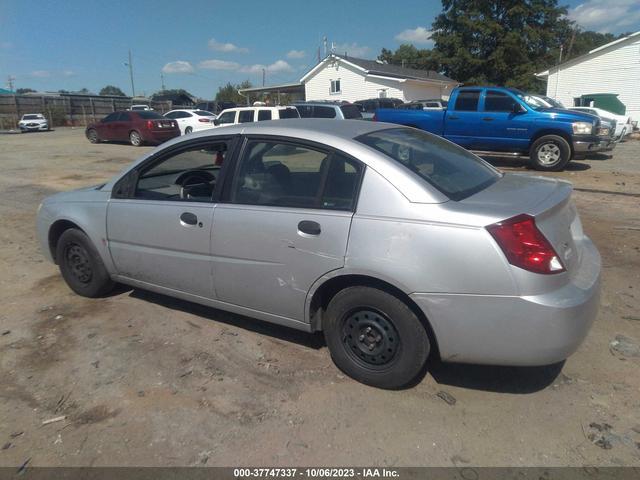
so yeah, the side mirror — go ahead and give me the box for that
[213,119,220,126]
[512,103,525,114]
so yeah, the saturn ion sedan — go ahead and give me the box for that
[36,119,601,389]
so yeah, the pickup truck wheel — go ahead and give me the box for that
[530,135,571,171]
[56,228,114,298]
[323,286,430,389]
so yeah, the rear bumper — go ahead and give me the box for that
[411,238,601,366]
[141,130,181,144]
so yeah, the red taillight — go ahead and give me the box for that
[198,118,210,123]
[146,120,154,130]
[486,214,565,274]
[372,113,378,121]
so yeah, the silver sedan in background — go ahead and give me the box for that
[36,119,601,389]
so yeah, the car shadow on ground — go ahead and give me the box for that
[112,286,565,392]
[429,358,565,394]
[127,288,326,350]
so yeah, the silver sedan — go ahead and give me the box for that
[36,119,601,389]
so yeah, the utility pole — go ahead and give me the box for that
[160,72,166,91]
[262,68,266,87]
[554,44,563,100]
[7,75,15,91]
[125,50,136,98]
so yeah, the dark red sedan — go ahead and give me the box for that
[85,111,180,146]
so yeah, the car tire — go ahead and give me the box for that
[323,286,430,389]
[529,135,571,171]
[87,129,100,143]
[185,126,193,134]
[129,130,143,146]
[56,228,114,298]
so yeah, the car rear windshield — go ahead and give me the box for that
[356,128,501,201]
[278,108,300,119]
[136,111,164,119]
[340,104,363,119]
[194,110,214,116]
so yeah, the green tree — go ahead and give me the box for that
[430,0,571,91]
[16,88,36,94]
[215,80,256,104]
[377,44,439,71]
[99,85,126,96]
[151,88,194,100]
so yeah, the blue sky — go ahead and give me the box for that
[1,0,639,98]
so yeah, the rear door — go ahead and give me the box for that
[114,112,132,141]
[210,137,364,321]
[444,89,482,148]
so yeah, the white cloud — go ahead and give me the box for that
[208,38,249,53]
[31,70,51,78]
[162,61,194,74]
[62,70,75,77]
[240,59,294,74]
[395,27,434,45]
[198,59,241,70]
[286,49,306,59]
[332,42,370,58]
[569,0,640,32]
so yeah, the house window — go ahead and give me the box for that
[330,79,341,94]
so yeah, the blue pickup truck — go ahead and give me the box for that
[374,86,610,171]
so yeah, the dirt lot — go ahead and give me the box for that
[1,128,639,467]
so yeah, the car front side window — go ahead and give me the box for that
[133,141,230,202]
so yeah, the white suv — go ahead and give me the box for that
[214,106,299,127]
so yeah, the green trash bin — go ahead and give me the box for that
[575,93,626,115]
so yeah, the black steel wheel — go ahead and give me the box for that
[56,228,114,297]
[324,286,430,389]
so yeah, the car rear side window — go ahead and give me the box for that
[278,108,300,119]
[357,128,500,201]
[313,106,336,118]
[238,110,254,123]
[340,104,363,119]
[232,141,362,210]
[454,90,480,111]
[118,112,131,121]
[295,105,313,118]
[257,110,272,121]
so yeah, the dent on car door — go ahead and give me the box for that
[210,138,364,322]
[107,139,235,298]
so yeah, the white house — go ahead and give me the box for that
[300,54,458,103]
[536,31,640,123]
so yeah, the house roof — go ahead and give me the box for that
[536,31,640,77]
[301,54,457,84]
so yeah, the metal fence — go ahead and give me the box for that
[0,94,185,129]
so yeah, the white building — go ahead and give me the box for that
[536,31,640,122]
[301,54,458,103]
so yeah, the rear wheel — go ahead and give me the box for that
[56,228,114,297]
[185,126,193,134]
[86,128,99,143]
[129,130,143,146]
[323,286,430,389]
[529,135,571,171]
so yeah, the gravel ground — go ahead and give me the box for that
[0,128,639,467]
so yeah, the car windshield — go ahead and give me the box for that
[340,104,363,119]
[357,128,501,201]
[278,108,300,119]
[194,110,214,116]
[23,114,42,120]
[136,111,164,119]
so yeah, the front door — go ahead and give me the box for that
[211,138,364,322]
[107,139,234,298]
[477,90,530,152]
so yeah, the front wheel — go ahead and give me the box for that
[56,228,114,297]
[129,130,143,146]
[87,129,99,143]
[529,135,571,171]
[323,286,430,389]
[185,126,193,134]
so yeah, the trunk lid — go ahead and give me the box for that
[462,173,583,272]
